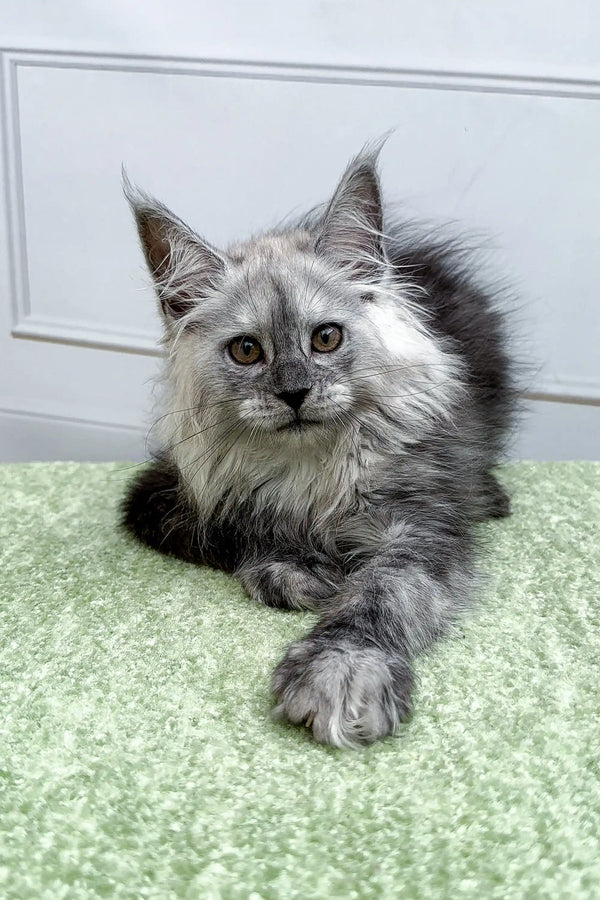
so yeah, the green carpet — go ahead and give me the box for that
[1,462,599,898]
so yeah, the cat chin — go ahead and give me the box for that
[268,428,326,450]
[275,419,324,434]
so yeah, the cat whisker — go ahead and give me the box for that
[110,459,156,479]
[163,419,234,456]
[145,399,244,455]
[185,421,248,486]
[333,362,451,386]
[183,419,244,473]
[367,383,452,399]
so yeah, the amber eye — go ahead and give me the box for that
[311,323,342,353]
[228,335,263,365]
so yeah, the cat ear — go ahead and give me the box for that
[124,175,226,321]
[316,150,385,280]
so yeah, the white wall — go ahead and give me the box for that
[1,1,598,461]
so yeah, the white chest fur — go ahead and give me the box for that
[178,424,384,528]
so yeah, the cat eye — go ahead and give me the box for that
[311,323,343,353]
[228,335,263,365]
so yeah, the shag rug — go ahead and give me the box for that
[1,462,599,899]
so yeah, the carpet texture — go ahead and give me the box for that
[1,462,599,898]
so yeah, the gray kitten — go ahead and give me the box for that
[122,148,514,747]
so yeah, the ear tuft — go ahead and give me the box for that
[316,146,386,281]
[123,171,225,321]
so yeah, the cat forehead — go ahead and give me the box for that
[228,229,314,263]
[224,237,345,322]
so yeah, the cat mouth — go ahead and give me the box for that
[276,419,322,433]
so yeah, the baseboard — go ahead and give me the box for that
[1,400,598,463]
[0,408,147,462]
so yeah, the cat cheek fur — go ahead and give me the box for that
[122,146,515,748]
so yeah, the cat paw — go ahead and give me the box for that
[239,559,341,610]
[271,637,413,747]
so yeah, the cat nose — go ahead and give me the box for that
[277,388,310,412]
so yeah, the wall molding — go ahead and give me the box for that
[0,404,145,433]
[527,386,600,406]
[4,47,600,97]
[2,47,599,401]
[1,397,597,466]
[11,315,162,356]
[0,406,146,463]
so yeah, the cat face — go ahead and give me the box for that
[126,151,460,457]
[164,240,408,441]
[191,246,356,437]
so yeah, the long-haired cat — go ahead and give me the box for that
[122,147,514,747]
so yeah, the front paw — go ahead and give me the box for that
[239,559,342,610]
[271,637,413,747]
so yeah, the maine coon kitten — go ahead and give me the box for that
[122,148,514,747]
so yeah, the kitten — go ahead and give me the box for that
[122,148,514,747]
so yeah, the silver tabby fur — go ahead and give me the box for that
[122,147,514,747]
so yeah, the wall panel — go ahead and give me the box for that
[1,36,598,459]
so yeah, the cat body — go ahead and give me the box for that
[123,149,514,747]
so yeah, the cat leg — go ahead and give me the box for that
[271,545,473,746]
[238,553,344,611]
[123,464,345,600]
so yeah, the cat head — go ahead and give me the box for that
[126,150,460,464]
